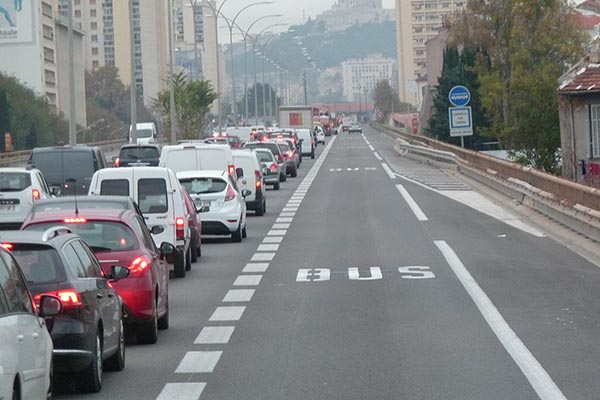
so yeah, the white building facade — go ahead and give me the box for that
[341,54,395,102]
[318,0,394,32]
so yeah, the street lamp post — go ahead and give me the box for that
[129,0,137,144]
[167,0,177,143]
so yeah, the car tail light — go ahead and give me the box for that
[286,151,294,158]
[261,136,269,142]
[114,157,120,167]
[225,185,236,202]
[34,289,82,309]
[277,154,284,163]
[228,165,235,175]
[32,189,41,201]
[63,217,87,224]
[255,170,262,188]
[1,243,13,250]
[175,217,185,239]
[269,162,278,171]
[129,256,150,275]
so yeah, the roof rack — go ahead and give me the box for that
[42,226,73,242]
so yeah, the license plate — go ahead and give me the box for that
[195,200,211,208]
[0,204,15,211]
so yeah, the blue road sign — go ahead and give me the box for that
[449,86,471,107]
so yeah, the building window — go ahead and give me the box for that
[592,105,600,158]
[93,60,100,69]
[91,22,97,30]
[92,47,99,55]
[91,9,97,17]
[75,9,81,18]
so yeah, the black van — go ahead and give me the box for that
[28,146,108,196]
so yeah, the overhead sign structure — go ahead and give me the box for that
[449,107,473,137]
[449,85,471,107]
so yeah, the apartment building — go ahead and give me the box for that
[395,0,465,106]
[201,0,227,117]
[341,54,395,102]
[174,0,204,79]
[58,0,104,71]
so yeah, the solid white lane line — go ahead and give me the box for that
[396,184,429,222]
[243,263,269,272]
[251,253,275,261]
[209,306,246,321]
[223,289,255,302]
[276,217,293,223]
[374,152,383,161]
[257,244,279,252]
[268,229,287,236]
[175,351,222,373]
[156,383,206,400]
[280,212,295,217]
[262,236,283,243]
[382,163,396,179]
[434,241,567,400]
[272,223,290,229]
[233,275,262,286]
[194,326,235,344]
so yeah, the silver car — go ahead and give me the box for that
[254,148,281,190]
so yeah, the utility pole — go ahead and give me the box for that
[303,71,307,106]
[167,0,177,144]
[68,0,76,145]
[129,0,137,143]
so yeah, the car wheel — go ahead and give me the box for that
[12,382,18,400]
[104,319,125,371]
[311,150,315,159]
[158,297,169,330]
[231,222,243,242]
[242,223,247,239]
[191,237,198,263]
[46,361,54,400]
[291,167,297,178]
[196,245,202,258]
[138,302,158,344]
[280,172,287,182]
[81,330,103,393]
[256,200,265,216]
[274,181,280,190]
[173,249,186,278]
[185,246,192,271]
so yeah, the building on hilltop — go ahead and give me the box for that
[317,0,394,32]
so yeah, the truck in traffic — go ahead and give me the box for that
[278,106,313,130]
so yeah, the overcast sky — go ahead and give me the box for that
[216,0,396,41]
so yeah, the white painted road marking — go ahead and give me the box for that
[396,184,429,222]
[233,275,263,286]
[251,253,275,261]
[280,212,295,217]
[297,268,331,282]
[194,326,235,344]
[262,236,283,243]
[209,306,246,321]
[381,163,396,179]
[434,241,567,400]
[257,244,279,252]
[175,351,222,373]
[374,152,383,161]
[156,383,206,400]
[272,223,290,230]
[268,229,287,236]
[276,217,293,223]
[243,263,269,272]
[223,289,255,302]
[349,267,383,281]
[398,266,436,279]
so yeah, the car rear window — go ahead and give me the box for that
[9,244,66,284]
[255,151,273,162]
[278,142,290,152]
[120,147,160,159]
[32,199,129,212]
[0,172,31,191]
[25,221,138,252]
[245,143,281,156]
[180,177,227,194]
[138,178,168,214]
[100,179,130,196]
[32,151,95,184]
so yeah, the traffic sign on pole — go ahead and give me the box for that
[449,106,473,137]
[449,86,471,107]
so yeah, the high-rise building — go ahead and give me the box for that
[174,0,204,79]
[395,0,465,106]
[201,0,227,118]
[341,54,395,102]
[58,0,104,71]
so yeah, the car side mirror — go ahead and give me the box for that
[50,187,60,197]
[262,167,270,176]
[38,295,62,317]
[197,205,210,213]
[160,242,175,255]
[150,225,164,235]
[236,168,244,178]
[109,265,130,281]
[241,189,251,198]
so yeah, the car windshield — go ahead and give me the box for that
[25,221,138,252]
[9,244,66,284]
[0,172,31,191]
[180,177,227,194]
[120,147,160,159]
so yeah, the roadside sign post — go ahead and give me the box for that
[448,86,473,147]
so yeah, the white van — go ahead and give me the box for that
[296,128,315,159]
[88,167,192,278]
[159,143,236,180]
[129,122,158,145]
[226,127,253,143]
[232,149,266,216]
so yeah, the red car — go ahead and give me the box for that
[181,187,202,265]
[21,208,173,344]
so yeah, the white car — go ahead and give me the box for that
[232,149,267,216]
[178,170,250,242]
[316,129,326,145]
[0,167,52,230]
[0,246,61,400]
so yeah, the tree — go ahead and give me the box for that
[239,83,279,121]
[153,71,217,140]
[373,79,401,123]
[0,89,10,152]
[450,0,585,172]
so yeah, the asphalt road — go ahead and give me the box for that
[57,125,600,400]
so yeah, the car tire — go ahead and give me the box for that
[242,224,247,239]
[81,330,103,393]
[157,297,169,330]
[185,246,192,271]
[280,172,287,182]
[274,181,280,190]
[173,249,186,278]
[291,167,297,178]
[231,223,242,242]
[104,319,125,371]
[46,361,54,400]
[256,200,265,216]
[311,150,315,159]
[191,239,198,263]
[196,245,202,258]
[138,303,158,344]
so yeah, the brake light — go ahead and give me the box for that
[255,170,262,188]
[114,157,120,167]
[34,289,82,308]
[129,256,150,275]
[225,185,236,201]
[1,243,13,250]
[176,217,185,239]
[32,189,41,201]
[286,151,294,158]
[261,136,269,142]
[269,163,278,171]
[63,217,87,224]
[228,165,235,175]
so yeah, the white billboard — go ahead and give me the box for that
[0,0,34,43]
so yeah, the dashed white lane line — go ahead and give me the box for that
[282,207,298,212]
[243,263,269,272]
[251,252,275,261]
[233,275,263,286]
[194,326,235,344]
[434,241,567,400]
[262,236,283,243]
[374,152,383,161]
[209,306,246,321]
[272,223,290,229]
[268,229,287,236]
[396,184,429,222]
[175,351,222,373]
[280,212,295,217]
[257,244,279,252]
[276,217,293,223]
[223,289,255,302]
[381,163,396,179]
[157,383,206,400]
